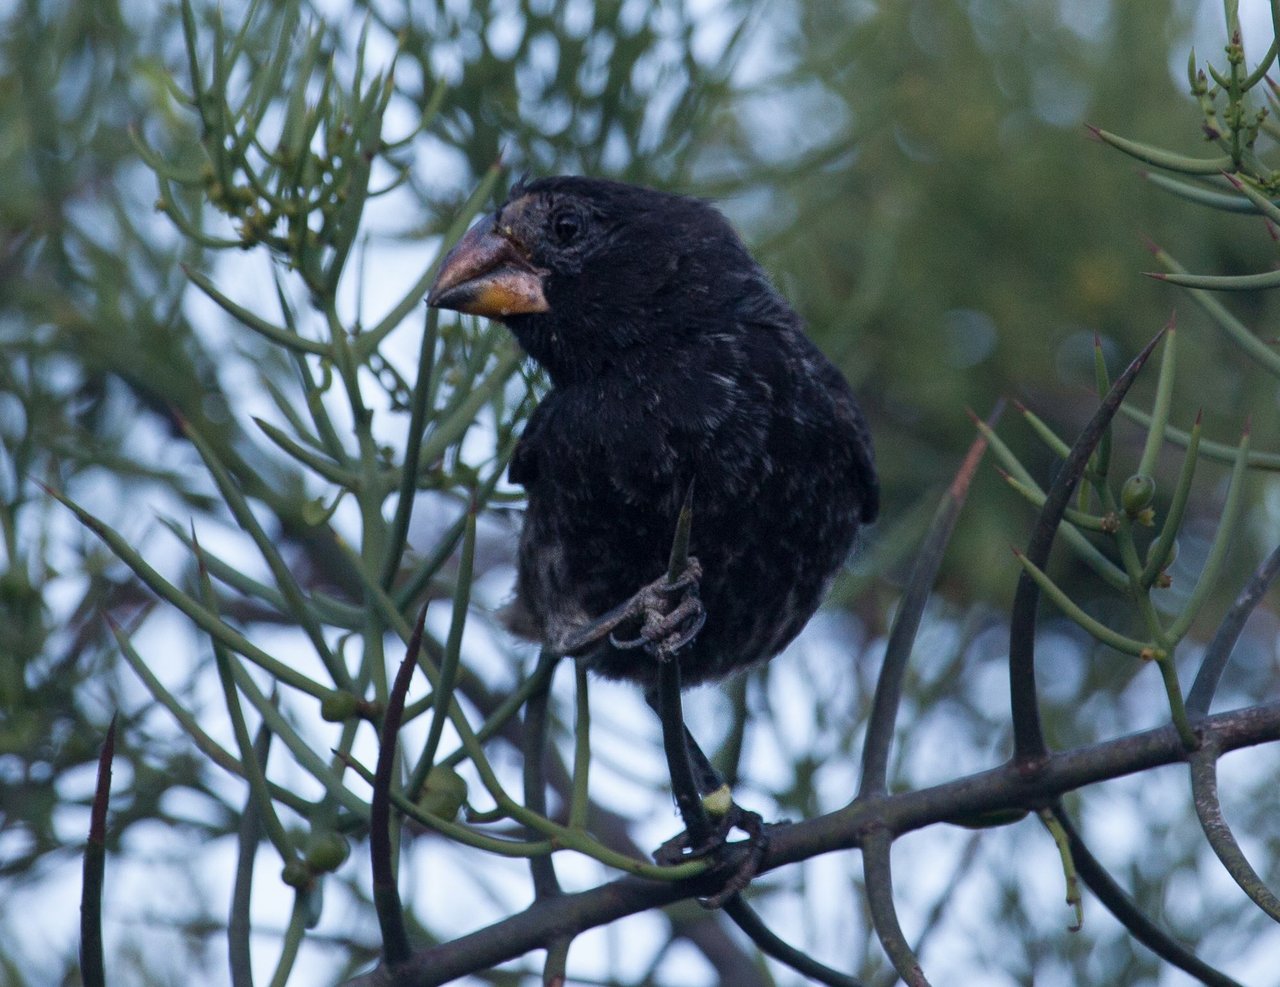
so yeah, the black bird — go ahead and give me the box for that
[427,176,878,691]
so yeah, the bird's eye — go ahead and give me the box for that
[551,206,583,246]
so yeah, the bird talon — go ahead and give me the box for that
[653,804,769,908]
[645,606,707,660]
[602,560,705,658]
[665,607,707,651]
[607,628,648,650]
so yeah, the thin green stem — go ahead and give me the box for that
[266,894,308,987]
[181,421,353,691]
[381,306,440,588]
[1012,550,1150,657]
[1156,650,1198,751]
[53,488,329,698]
[418,504,477,775]
[196,538,296,863]
[1167,427,1251,643]
[1142,414,1203,587]
[1137,323,1177,478]
[1038,809,1083,932]
[108,617,315,816]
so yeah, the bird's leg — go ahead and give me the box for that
[620,483,764,904]
[573,485,763,903]
[609,479,706,660]
[646,684,768,909]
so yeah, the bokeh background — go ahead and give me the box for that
[4,0,1280,983]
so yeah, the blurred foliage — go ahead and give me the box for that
[714,0,1280,615]
[363,0,745,184]
[2,0,1279,984]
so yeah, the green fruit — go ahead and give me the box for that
[1121,474,1156,516]
[320,691,360,722]
[417,765,468,821]
[305,831,350,873]
[281,859,311,889]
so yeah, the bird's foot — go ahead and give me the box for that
[607,557,705,660]
[653,790,768,908]
[558,558,704,658]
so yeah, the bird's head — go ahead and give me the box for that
[427,176,762,384]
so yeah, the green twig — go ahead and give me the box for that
[1166,425,1251,643]
[1012,549,1151,657]
[381,307,440,588]
[1137,319,1177,479]
[195,533,296,863]
[50,486,329,698]
[1038,808,1083,932]
[1141,412,1202,587]
[417,502,477,775]
[1088,126,1234,174]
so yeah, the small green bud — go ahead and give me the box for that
[281,859,311,889]
[320,690,360,722]
[304,831,350,873]
[417,765,468,821]
[301,495,334,527]
[1121,474,1155,516]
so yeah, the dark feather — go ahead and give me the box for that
[437,176,877,688]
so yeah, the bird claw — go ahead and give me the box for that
[609,598,706,658]
[558,558,705,658]
[653,802,768,909]
[604,558,705,660]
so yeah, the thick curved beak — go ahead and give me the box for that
[426,214,549,317]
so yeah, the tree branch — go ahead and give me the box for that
[347,700,1280,986]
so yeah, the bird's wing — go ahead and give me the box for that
[850,407,880,523]
[509,436,538,487]
[509,397,557,487]
[812,347,879,525]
